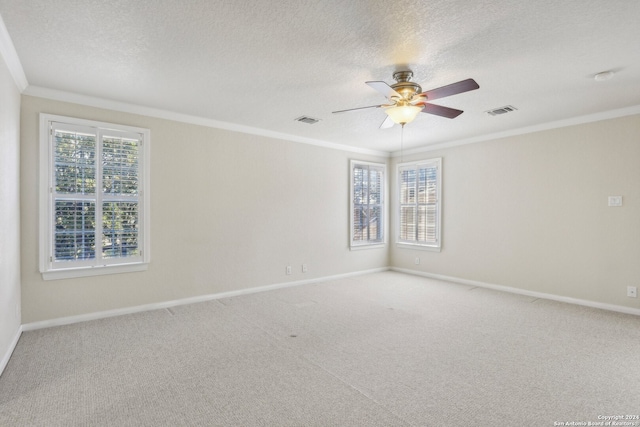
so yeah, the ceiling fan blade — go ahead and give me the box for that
[332,105,383,114]
[379,115,395,129]
[422,78,479,101]
[421,103,464,119]
[366,81,401,100]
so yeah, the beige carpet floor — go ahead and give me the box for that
[1,271,639,426]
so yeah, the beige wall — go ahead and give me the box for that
[18,94,640,324]
[20,95,389,323]
[391,115,640,309]
[0,53,21,363]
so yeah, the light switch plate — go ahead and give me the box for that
[608,196,622,207]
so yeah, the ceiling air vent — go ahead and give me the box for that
[295,116,320,124]
[486,105,518,116]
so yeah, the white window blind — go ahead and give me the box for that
[350,160,385,248]
[397,158,441,249]
[40,114,150,279]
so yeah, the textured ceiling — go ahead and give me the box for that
[1,0,639,153]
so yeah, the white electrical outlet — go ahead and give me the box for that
[302,264,308,273]
[415,257,420,265]
[627,286,637,298]
[608,196,623,207]
[286,265,292,275]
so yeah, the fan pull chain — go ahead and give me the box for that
[400,123,405,163]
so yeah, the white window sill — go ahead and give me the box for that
[396,242,441,252]
[42,262,149,281]
[350,242,386,251]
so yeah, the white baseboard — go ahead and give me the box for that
[0,325,22,377]
[22,267,390,331]
[392,267,640,317]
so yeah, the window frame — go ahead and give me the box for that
[350,160,386,250]
[396,158,442,252]
[39,113,151,280]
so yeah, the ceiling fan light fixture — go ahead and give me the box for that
[384,104,423,125]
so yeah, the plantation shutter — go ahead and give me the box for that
[351,161,385,246]
[101,132,141,261]
[52,123,98,265]
[398,159,440,246]
[49,122,143,268]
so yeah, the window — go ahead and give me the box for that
[397,158,441,250]
[39,114,150,280]
[350,160,385,248]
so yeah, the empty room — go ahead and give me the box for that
[1,1,639,425]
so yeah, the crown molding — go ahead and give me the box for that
[0,13,28,91]
[19,81,640,159]
[392,104,640,157]
[23,85,390,158]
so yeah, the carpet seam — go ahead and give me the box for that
[299,354,416,427]
[220,300,414,426]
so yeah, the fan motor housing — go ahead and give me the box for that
[391,71,422,99]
